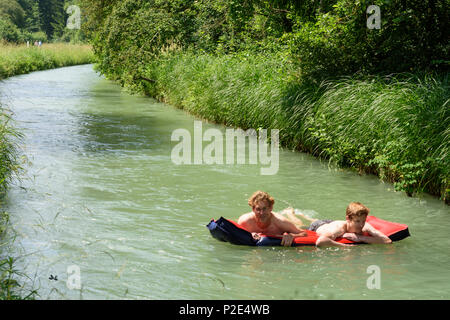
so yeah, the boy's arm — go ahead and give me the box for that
[316,235,353,247]
[315,223,352,247]
[350,223,392,244]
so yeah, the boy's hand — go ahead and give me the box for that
[342,233,360,242]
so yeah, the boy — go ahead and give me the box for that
[238,191,307,247]
[311,202,392,247]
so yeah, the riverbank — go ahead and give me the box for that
[131,51,448,202]
[0,43,95,80]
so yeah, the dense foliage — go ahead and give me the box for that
[290,0,449,81]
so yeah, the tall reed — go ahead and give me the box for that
[0,108,21,195]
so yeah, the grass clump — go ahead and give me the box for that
[0,107,21,196]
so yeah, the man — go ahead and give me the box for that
[238,191,307,247]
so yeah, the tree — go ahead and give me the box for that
[26,0,42,33]
[38,0,66,39]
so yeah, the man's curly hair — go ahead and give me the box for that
[248,191,275,208]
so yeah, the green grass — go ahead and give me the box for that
[134,50,449,202]
[0,42,95,79]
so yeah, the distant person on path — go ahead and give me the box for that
[238,191,307,247]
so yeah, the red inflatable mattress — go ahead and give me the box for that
[207,216,410,246]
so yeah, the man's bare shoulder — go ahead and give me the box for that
[238,212,255,225]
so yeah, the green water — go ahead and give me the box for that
[0,65,449,299]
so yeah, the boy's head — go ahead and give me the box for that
[248,191,274,222]
[345,202,370,233]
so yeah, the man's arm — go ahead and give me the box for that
[273,214,307,246]
[280,230,308,246]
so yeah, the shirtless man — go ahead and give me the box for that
[310,202,392,247]
[238,191,307,247]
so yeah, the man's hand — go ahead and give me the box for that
[281,232,294,247]
[252,232,261,241]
